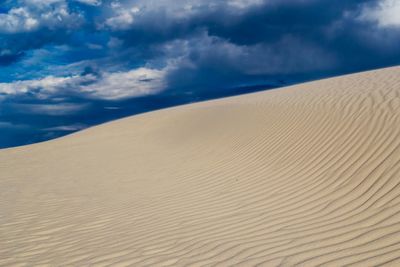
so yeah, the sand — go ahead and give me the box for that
[1,66,400,266]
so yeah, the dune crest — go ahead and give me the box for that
[1,67,400,266]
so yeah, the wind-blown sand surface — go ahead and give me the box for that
[1,67,400,266]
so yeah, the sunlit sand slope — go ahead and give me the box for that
[1,67,400,266]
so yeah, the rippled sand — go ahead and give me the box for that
[1,67,400,266]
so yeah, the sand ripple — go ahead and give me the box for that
[1,67,400,266]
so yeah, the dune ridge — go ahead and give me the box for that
[1,67,400,266]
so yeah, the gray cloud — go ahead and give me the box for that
[0,121,29,129]
[43,123,87,131]
[10,103,89,116]
[0,0,399,106]
[103,0,265,30]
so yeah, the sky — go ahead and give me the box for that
[0,0,400,148]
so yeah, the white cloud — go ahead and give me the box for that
[81,68,167,99]
[0,75,95,97]
[75,0,102,6]
[23,0,65,6]
[0,0,82,33]
[360,0,400,27]
[105,4,140,30]
[227,0,264,9]
[0,67,167,100]
[104,0,266,30]
[0,7,40,33]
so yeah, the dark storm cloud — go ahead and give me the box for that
[2,0,399,90]
[101,0,400,91]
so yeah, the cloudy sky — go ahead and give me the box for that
[1,0,400,148]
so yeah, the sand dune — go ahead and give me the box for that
[1,67,400,266]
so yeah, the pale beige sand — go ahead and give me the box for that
[1,67,400,266]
